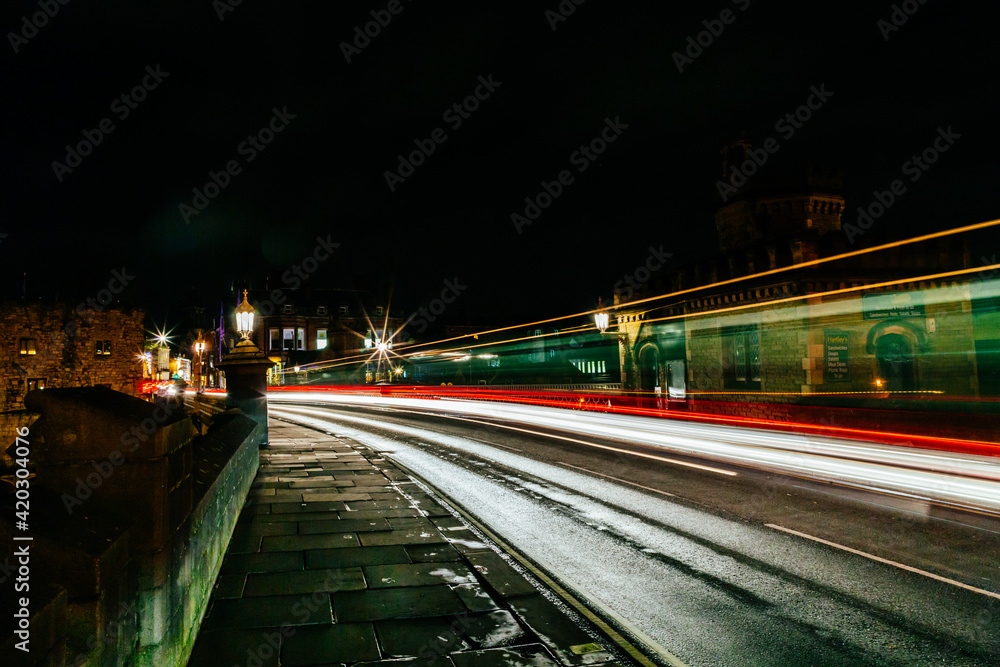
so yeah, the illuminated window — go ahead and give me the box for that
[95,340,112,356]
[269,328,280,350]
[534,329,542,337]
[317,329,328,350]
[27,378,45,391]
[339,305,349,316]
[283,304,293,315]
[726,325,761,389]
[296,328,305,350]
[283,328,294,350]
[18,338,36,355]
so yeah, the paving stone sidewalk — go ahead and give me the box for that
[187,418,624,667]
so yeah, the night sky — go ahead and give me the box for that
[2,1,997,329]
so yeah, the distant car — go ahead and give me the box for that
[155,383,177,397]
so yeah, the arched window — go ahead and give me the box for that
[875,333,916,391]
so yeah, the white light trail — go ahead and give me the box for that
[268,392,1000,515]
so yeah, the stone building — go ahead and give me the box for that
[0,301,146,442]
[612,142,1000,419]
[213,288,403,384]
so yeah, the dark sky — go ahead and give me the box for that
[2,1,997,328]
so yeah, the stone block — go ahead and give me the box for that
[450,644,560,667]
[332,586,468,622]
[244,568,366,597]
[280,623,379,665]
[405,544,463,563]
[508,595,611,666]
[262,533,361,552]
[298,518,391,534]
[305,546,411,569]
[25,387,196,462]
[363,562,477,589]
[464,551,537,597]
[138,585,169,646]
[188,628,282,667]
[221,551,305,574]
[463,610,526,648]
[375,616,471,658]
[202,594,333,630]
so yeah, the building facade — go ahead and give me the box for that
[217,289,403,385]
[1,301,146,412]
[612,143,1000,418]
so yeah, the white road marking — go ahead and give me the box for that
[557,462,676,497]
[766,523,1000,601]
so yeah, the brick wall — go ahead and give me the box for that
[0,302,145,412]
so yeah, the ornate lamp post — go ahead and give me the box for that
[217,290,275,447]
[593,296,634,392]
[194,340,205,393]
[594,297,616,335]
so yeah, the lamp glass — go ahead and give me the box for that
[235,290,256,340]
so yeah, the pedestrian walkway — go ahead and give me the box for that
[187,418,624,667]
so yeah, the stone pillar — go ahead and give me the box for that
[216,339,275,447]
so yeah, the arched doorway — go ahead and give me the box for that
[875,333,915,391]
[637,343,660,392]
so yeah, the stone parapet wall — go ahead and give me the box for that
[0,388,259,667]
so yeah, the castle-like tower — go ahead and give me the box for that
[714,140,845,268]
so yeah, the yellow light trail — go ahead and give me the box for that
[298,261,1000,374]
[289,218,1000,374]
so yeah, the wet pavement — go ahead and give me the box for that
[187,419,627,667]
[264,401,1000,667]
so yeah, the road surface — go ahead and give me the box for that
[268,398,1000,667]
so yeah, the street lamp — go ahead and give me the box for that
[217,292,275,447]
[195,340,205,393]
[235,289,255,340]
[594,296,610,333]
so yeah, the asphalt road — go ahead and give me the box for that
[267,399,1000,667]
